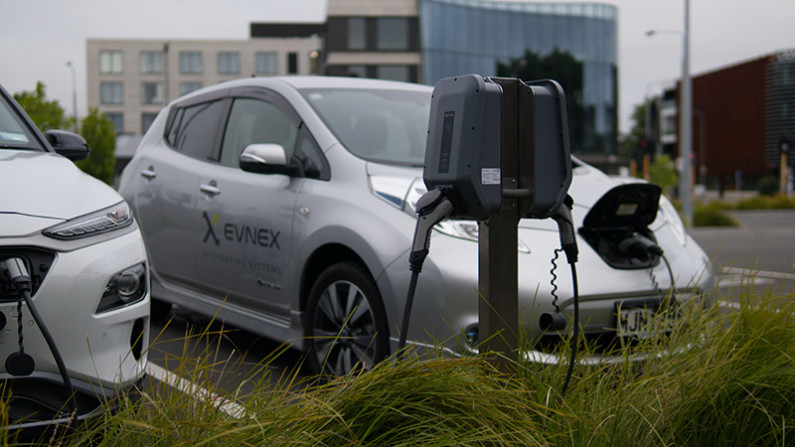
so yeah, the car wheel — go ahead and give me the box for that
[305,262,389,376]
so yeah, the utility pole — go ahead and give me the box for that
[679,0,693,226]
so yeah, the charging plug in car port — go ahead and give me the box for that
[0,257,79,421]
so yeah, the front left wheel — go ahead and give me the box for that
[305,262,389,376]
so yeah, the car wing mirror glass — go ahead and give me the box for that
[239,143,294,175]
[45,130,90,161]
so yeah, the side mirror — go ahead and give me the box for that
[239,144,295,175]
[45,130,90,161]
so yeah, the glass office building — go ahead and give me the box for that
[419,0,618,155]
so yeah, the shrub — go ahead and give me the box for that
[757,175,779,196]
[693,202,739,227]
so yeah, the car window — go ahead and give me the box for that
[300,88,430,167]
[220,98,298,167]
[174,100,225,160]
[294,123,329,180]
[0,94,40,150]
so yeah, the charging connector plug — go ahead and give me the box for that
[408,188,454,273]
[0,257,78,418]
[550,195,578,264]
[1,257,32,292]
[618,232,663,259]
[399,188,455,355]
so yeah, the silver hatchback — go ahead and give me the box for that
[120,76,714,375]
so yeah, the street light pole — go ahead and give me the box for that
[680,0,693,226]
[66,61,78,133]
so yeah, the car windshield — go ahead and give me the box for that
[0,93,40,151]
[300,88,430,167]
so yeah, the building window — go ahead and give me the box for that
[256,52,278,75]
[347,65,368,78]
[180,82,203,96]
[377,65,410,82]
[287,52,298,74]
[99,50,123,74]
[100,82,123,104]
[180,51,202,74]
[348,17,366,50]
[218,52,240,74]
[105,112,123,133]
[141,82,163,105]
[377,18,409,50]
[140,51,163,74]
[142,113,158,134]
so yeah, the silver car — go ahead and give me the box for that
[120,76,713,375]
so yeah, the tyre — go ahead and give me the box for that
[305,262,389,376]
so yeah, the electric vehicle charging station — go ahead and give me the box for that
[402,74,573,366]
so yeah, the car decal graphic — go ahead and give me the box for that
[202,211,281,249]
[202,211,220,245]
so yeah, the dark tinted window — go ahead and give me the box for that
[295,123,329,180]
[174,100,224,160]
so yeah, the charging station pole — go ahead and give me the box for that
[478,79,524,366]
[422,74,571,369]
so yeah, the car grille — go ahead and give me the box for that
[0,249,55,302]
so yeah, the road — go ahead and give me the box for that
[689,209,795,294]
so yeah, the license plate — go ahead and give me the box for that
[617,307,655,338]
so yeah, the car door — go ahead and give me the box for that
[193,89,316,317]
[132,97,227,288]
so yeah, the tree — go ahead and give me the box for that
[619,102,647,160]
[649,153,678,195]
[13,82,69,132]
[496,48,585,152]
[77,108,117,185]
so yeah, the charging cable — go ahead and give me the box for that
[398,189,454,357]
[540,196,580,396]
[1,258,78,421]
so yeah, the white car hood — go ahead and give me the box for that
[0,150,122,223]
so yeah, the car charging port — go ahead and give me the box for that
[0,257,78,422]
[579,183,663,270]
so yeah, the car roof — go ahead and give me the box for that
[176,76,432,104]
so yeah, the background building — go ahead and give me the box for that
[648,50,795,191]
[86,36,322,136]
[323,0,422,83]
[88,0,619,158]
[419,0,618,156]
[318,0,618,156]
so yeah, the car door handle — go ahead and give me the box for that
[140,167,156,180]
[199,182,221,197]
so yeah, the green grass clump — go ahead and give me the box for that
[533,293,795,446]
[18,291,795,447]
[733,194,795,210]
[692,201,740,227]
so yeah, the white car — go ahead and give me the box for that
[0,84,149,431]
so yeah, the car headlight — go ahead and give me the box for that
[96,263,147,313]
[43,201,133,240]
[405,178,530,253]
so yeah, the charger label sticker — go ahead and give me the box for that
[481,168,501,185]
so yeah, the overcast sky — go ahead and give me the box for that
[2,0,793,133]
